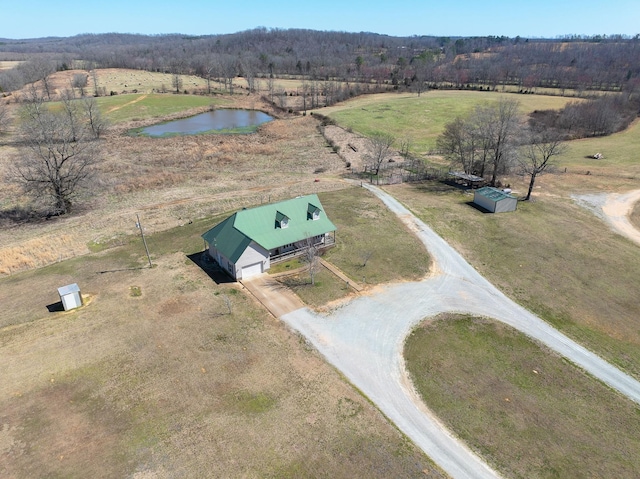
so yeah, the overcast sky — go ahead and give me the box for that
[3,0,639,39]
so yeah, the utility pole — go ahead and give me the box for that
[136,213,152,268]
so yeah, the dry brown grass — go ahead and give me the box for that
[0,105,348,276]
[0,233,444,478]
[0,61,22,71]
[631,197,640,230]
[0,235,85,275]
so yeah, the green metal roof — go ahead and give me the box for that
[202,194,336,262]
[475,186,516,202]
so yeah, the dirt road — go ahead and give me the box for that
[281,184,640,479]
[573,189,640,246]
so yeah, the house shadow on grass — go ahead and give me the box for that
[186,251,235,285]
[46,301,65,313]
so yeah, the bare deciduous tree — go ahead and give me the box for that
[72,73,88,97]
[519,129,566,200]
[82,97,108,139]
[399,137,413,159]
[302,236,321,285]
[267,76,275,103]
[90,68,100,96]
[476,99,521,186]
[12,98,101,215]
[367,132,395,177]
[437,117,477,174]
[24,59,56,100]
[171,73,183,93]
[222,294,233,314]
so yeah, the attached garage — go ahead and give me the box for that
[473,187,517,213]
[241,262,263,279]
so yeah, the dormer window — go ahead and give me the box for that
[307,203,321,221]
[275,211,289,229]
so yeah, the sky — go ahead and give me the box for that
[2,0,639,40]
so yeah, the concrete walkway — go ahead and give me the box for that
[240,273,305,318]
[281,184,640,479]
[319,258,363,292]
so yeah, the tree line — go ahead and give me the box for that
[1,29,639,96]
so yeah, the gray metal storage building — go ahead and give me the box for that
[473,187,517,213]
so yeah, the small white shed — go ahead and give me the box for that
[57,283,83,311]
[473,187,518,213]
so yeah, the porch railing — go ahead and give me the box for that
[270,236,335,264]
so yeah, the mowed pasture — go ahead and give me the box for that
[389,176,640,378]
[559,118,640,179]
[405,314,640,478]
[99,93,221,124]
[0,189,444,478]
[321,90,576,154]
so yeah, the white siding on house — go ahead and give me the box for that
[236,241,270,280]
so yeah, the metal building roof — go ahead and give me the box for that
[475,186,516,202]
[202,194,337,262]
[58,283,80,296]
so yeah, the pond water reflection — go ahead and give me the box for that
[140,109,273,137]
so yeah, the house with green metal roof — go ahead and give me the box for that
[473,186,517,213]
[202,194,336,280]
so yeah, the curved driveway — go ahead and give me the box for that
[281,184,640,479]
[573,189,640,246]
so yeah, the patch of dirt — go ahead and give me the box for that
[573,189,640,246]
[322,124,403,171]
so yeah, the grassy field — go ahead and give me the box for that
[319,187,431,283]
[98,93,222,124]
[0,199,444,478]
[559,119,640,179]
[405,314,640,479]
[388,178,640,379]
[321,90,575,154]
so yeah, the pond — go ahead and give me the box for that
[134,109,274,137]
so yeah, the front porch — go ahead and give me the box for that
[269,233,336,264]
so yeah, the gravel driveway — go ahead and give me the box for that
[573,189,640,246]
[282,184,640,479]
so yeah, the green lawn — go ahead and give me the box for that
[405,314,640,479]
[559,119,640,177]
[323,90,573,154]
[97,93,226,123]
[389,182,640,379]
[319,186,431,285]
[272,186,431,307]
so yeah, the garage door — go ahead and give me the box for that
[241,262,263,279]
